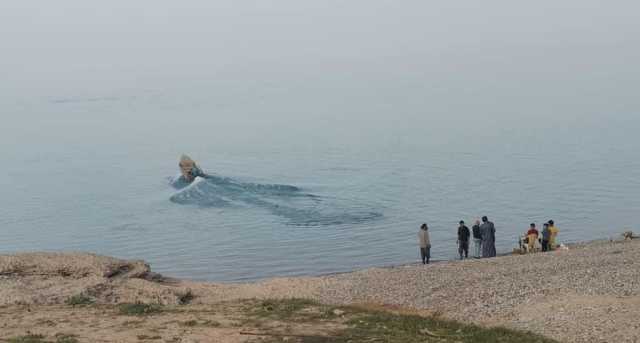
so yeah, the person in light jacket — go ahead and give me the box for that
[472,219,482,258]
[418,223,431,264]
[526,223,539,253]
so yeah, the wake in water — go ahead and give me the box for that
[168,174,381,226]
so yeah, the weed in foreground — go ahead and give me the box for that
[136,335,162,340]
[180,320,198,327]
[7,334,78,343]
[248,298,331,321]
[177,289,195,305]
[53,334,79,343]
[7,335,46,343]
[117,303,163,316]
[65,294,94,306]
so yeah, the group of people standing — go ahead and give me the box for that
[523,220,560,252]
[417,216,497,265]
[457,216,496,259]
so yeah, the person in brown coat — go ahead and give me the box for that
[418,223,431,264]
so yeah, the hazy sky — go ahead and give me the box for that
[1,0,639,128]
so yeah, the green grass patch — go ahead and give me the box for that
[53,334,78,343]
[7,335,78,343]
[257,299,317,317]
[117,303,164,316]
[180,319,198,327]
[7,335,47,343]
[65,294,94,306]
[202,319,221,327]
[122,319,145,326]
[176,318,222,328]
[247,298,336,322]
[345,310,556,343]
[244,299,559,343]
[136,334,162,340]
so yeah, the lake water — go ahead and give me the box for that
[1,1,639,282]
[1,90,638,282]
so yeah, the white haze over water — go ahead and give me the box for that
[1,1,639,281]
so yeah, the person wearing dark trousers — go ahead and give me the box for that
[418,223,431,264]
[457,220,471,259]
[541,223,551,252]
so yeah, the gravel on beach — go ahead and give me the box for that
[191,239,640,343]
[310,240,640,342]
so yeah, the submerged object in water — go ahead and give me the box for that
[171,154,207,188]
[179,154,204,182]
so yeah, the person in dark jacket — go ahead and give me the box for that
[480,216,497,258]
[541,223,551,252]
[472,219,482,258]
[457,220,471,259]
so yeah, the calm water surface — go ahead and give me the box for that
[1,91,638,282]
[1,1,639,282]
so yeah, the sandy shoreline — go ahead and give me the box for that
[1,238,638,342]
